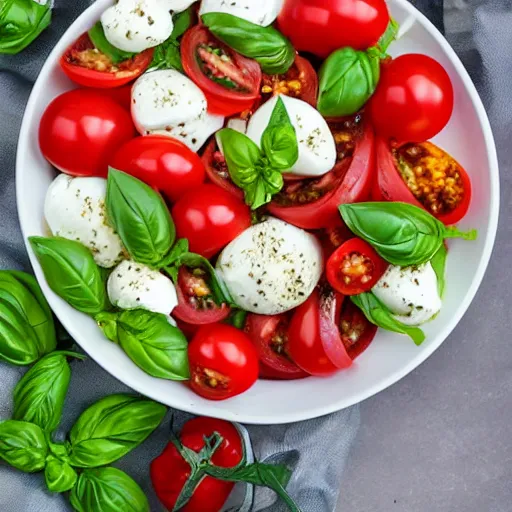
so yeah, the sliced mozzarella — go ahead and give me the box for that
[132,69,224,151]
[160,0,196,12]
[199,0,284,26]
[44,174,124,268]
[246,95,336,177]
[216,218,323,314]
[372,263,442,326]
[101,0,174,53]
[108,260,178,315]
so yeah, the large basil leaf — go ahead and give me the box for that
[69,467,149,512]
[45,456,78,493]
[340,202,477,267]
[430,244,448,298]
[106,169,175,267]
[0,420,48,472]
[88,21,136,64]
[202,12,294,74]
[0,0,52,55]
[351,293,425,345]
[29,236,108,315]
[68,394,166,468]
[318,47,380,118]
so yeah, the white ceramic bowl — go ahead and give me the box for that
[16,0,499,425]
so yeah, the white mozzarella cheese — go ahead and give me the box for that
[160,0,196,12]
[44,174,124,268]
[216,217,323,314]
[199,0,284,26]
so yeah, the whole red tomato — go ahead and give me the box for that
[188,324,259,400]
[110,135,206,202]
[278,0,390,58]
[172,184,252,258]
[39,89,134,177]
[369,54,454,142]
[151,417,243,512]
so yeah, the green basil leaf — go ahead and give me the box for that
[107,169,176,267]
[430,244,447,298]
[377,18,400,54]
[149,38,183,72]
[339,202,477,267]
[88,21,136,64]
[202,12,295,74]
[68,394,166,468]
[45,456,78,493]
[318,47,380,118]
[226,309,247,329]
[13,351,83,432]
[116,309,189,380]
[96,311,119,342]
[0,420,48,472]
[351,293,426,345]
[69,467,149,512]
[0,0,52,55]
[29,236,108,315]
[160,238,189,269]
[171,7,193,39]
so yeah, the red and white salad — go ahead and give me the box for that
[31,0,477,402]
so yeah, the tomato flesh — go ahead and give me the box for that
[339,300,377,360]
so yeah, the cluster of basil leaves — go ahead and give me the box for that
[217,96,299,210]
[340,202,477,345]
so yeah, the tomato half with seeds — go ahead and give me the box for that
[373,139,472,225]
[60,33,153,88]
[268,116,375,229]
[327,238,387,295]
[188,324,259,400]
[173,267,230,325]
[181,25,262,117]
[244,313,308,379]
[261,55,318,107]
[339,300,377,360]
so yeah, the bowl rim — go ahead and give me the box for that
[16,0,500,424]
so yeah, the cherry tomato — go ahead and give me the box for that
[151,417,243,512]
[373,139,472,225]
[244,313,307,379]
[268,117,375,229]
[261,55,319,107]
[110,135,206,202]
[278,0,390,58]
[172,184,252,259]
[188,324,259,400]
[317,224,354,261]
[39,89,135,177]
[258,362,309,380]
[181,25,262,116]
[60,33,153,89]
[88,84,133,111]
[173,267,230,325]
[175,318,202,341]
[369,54,454,143]
[327,238,387,295]
[339,300,377,360]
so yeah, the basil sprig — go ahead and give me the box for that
[88,21,136,64]
[201,12,295,75]
[29,236,109,315]
[45,456,78,493]
[351,293,426,345]
[217,97,298,209]
[431,244,448,297]
[377,18,400,54]
[96,310,189,381]
[340,202,477,267]
[70,467,149,512]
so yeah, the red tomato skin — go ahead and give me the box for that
[181,26,262,117]
[172,184,252,259]
[39,89,135,177]
[151,417,242,512]
[326,238,387,295]
[87,84,133,111]
[340,301,377,360]
[60,33,153,89]
[188,324,259,400]
[258,362,309,380]
[110,135,206,202]
[175,318,202,340]
[268,122,375,229]
[288,291,339,376]
[277,0,390,58]
[369,54,454,143]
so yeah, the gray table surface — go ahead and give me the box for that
[337,2,511,511]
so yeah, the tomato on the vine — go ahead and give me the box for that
[188,324,259,400]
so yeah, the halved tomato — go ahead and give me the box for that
[258,362,308,380]
[339,300,377,360]
[181,25,262,117]
[268,116,375,229]
[261,55,318,107]
[373,139,472,225]
[60,33,153,89]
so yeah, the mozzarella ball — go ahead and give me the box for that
[246,95,337,177]
[108,260,178,315]
[199,0,284,26]
[372,263,442,326]
[44,174,124,268]
[160,0,196,12]
[216,218,323,314]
